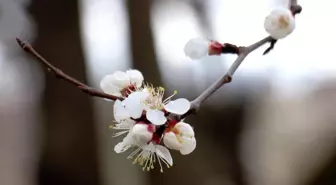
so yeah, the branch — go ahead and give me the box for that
[180,1,302,119]
[16,38,123,101]
[16,0,302,120]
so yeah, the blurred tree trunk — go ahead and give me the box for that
[307,153,336,185]
[126,0,162,86]
[189,0,212,35]
[28,1,100,185]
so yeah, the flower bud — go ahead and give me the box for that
[184,38,210,60]
[163,132,182,150]
[163,122,196,155]
[264,8,295,39]
[184,38,225,60]
[131,123,154,144]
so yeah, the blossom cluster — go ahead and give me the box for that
[100,4,297,173]
[100,70,196,172]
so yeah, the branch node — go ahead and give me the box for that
[16,37,30,51]
[291,5,302,15]
[224,75,232,83]
[79,86,92,93]
[54,69,65,78]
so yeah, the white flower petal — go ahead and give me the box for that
[124,91,149,105]
[114,142,132,153]
[155,145,173,166]
[184,38,209,60]
[129,103,144,119]
[123,91,149,119]
[146,110,167,125]
[113,100,131,122]
[164,98,190,115]
[163,132,182,150]
[110,71,131,88]
[175,122,194,137]
[180,137,196,155]
[100,75,122,96]
[131,124,153,144]
[126,69,144,88]
[114,132,134,153]
[114,119,136,129]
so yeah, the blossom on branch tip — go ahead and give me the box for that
[184,38,223,60]
[100,69,144,97]
[264,8,295,39]
[163,122,196,155]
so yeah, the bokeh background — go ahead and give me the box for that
[1,0,336,185]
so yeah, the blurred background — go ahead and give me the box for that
[1,0,336,185]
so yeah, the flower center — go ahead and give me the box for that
[141,85,164,109]
[278,15,289,28]
[141,85,177,110]
[150,124,167,144]
[129,148,156,171]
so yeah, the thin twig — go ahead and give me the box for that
[180,1,302,119]
[16,38,123,101]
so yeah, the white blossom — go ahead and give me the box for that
[163,122,196,155]
[264,7,295,39]
[108,71,195,172]
[112,121,173,172]
[100,69,144,97]
[127,142,173,172]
